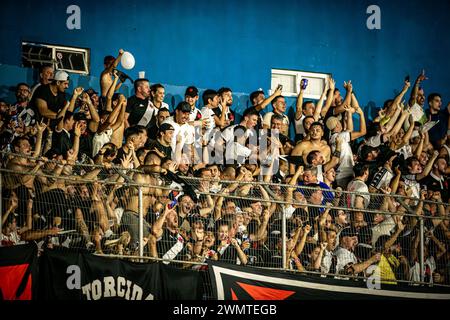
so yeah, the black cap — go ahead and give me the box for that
[185,86,199,97]
[176,101,192,112]
[339,226,359,238]
[74,113,88,121]
[159,123,175,132]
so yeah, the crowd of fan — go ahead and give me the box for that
[1,50,449,285]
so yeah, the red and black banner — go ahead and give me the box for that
[0,243,38,300]
[208,261,450,300]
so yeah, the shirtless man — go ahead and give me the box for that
[121,152,173,253]
[100,49,124,105]
[291,122,331,170]
[6,122,47,189]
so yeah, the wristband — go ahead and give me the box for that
[332,151,341,158]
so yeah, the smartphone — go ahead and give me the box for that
[405,75,410,82]
[277,84,283,91]
[168,198,178,209]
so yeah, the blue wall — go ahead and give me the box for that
[1,0,449,119]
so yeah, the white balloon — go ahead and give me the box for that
[121,51,135,70]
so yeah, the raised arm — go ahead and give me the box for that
[383,104,402,133]
[83,94,100,133]
[230,238,248,265]
[333,81,353,115]
[408,70,427,107]
[313,84,327,121]
[295,83,305,121]
[111,99,127,132]
[32,120,47,158]
[152,205,175,238]
[350,106,367,141]
[254,86,282,112]
[417,151,439,181]
[390,80,410,115]
[105,72,120,112]
[294,224,311,257]
[105,49,124,74]
[68,87,83,113]
[321,78,335,118]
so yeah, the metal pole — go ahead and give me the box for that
[282,211,286,270]
[138,186,144,259]
[419,218,425,283]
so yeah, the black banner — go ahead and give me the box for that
[39,248,202,300]
[208,261,450,300]
[0,243,38,300]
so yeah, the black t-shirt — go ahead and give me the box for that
[126,95,151,127]
[212,105,235,127]
[420,174,449,203]
[147,123,159,139]
[52,130,73,156]
[156,228,189,261]
[146,139,173,158]
[78,129,94,161]
[31,84,67,121]
[218,243,241,264]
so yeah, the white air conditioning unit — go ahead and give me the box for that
[22,41,90,75]
[270,68,331,99]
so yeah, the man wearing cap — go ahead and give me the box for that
[334,227,381,276]
[327,102,367,188]
[31,70,82,125]
[146,123,174,158]
[291,121,331,164]
[184,86,202,123]
[162,101,195,159]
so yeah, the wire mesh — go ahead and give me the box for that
[1,154,449,290]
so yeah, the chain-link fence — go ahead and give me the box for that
[1,153,449,292]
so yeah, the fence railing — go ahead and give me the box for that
[1,156,449,289]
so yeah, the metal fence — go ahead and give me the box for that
[1,154,449,292]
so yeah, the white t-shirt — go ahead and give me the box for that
[330,131,354,180]
[92,129,113,157]
[189,107,202,122]
[200,106,217,142]
[321,249,333,274]
[409,257,436,284]
[335,247,358,274]
[294,114,306,135]
[163,117,195,153]
[221,125,254,143]
[225,142,251,163]
[346,179,370,209]
[396,145,413,159]
[371,215,395,247]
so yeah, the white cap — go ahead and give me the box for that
[53,70,69,81]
